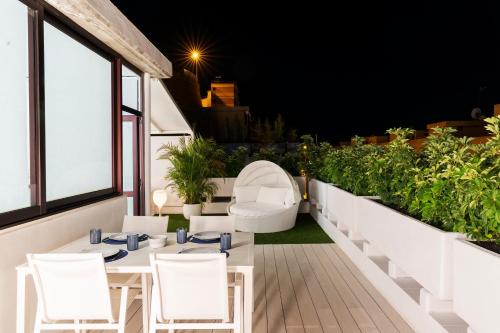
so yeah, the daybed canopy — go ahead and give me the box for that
[228,161,301,233]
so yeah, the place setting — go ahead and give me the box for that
[176,227,232,257]
[79,228,130,262]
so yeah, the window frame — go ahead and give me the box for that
[0,0,133,229]
[121,61,145,215]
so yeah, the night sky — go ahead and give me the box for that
[111,1,500,143]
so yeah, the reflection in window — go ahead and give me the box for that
[44,21,113,201]
[0,0,32,213]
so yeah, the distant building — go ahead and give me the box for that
[202,80,240,107]
[166,72,251,142]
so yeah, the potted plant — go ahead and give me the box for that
[158,136,224,219]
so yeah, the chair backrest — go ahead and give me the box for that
[27,253,114,322]
[122,215,169,234]
[149,253,229,322]
[189,215,235,233]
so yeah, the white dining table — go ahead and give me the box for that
[16,232,255,333]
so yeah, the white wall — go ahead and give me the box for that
[0,196,126,333]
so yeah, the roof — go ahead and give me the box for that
[45,0,172,78]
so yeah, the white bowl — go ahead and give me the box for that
[149,235,168,248]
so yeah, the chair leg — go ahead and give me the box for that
[149,290,158,333]
[118,286,129,333]
[74,319,80,333]
[168,319,174,333]
[234,283,242,333]
[33,305,42,333]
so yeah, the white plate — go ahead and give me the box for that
[109,232,136,241]
[82,248,120,258]
[178,247,221,254]
[192,231,222,240]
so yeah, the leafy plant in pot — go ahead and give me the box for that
[158,136,224,219]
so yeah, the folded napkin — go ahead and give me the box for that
[103,234,149,245]
[188,235,220,244]
[104,249,128,263]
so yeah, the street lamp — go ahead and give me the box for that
[190,50,200,78]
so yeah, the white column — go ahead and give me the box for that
[143,73,151,216]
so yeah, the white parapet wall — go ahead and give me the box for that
[311,180,472,333]
[358,197,463,300]
[0,196,127,333]
[453,239,500,333]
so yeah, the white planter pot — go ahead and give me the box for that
[182,203,202,220]
[358,198,463,300]
[453,239,500,333]
[209,178,236,197]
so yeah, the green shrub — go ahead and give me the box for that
[157,136,224,204]
[367,128,417,206]
[406,128,472,229]
[226,146,249,177]
[450,116,500,240]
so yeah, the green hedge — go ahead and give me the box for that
[317,116,500,242]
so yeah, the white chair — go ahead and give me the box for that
[27,253,130,333]
[122,215,169,234]
[227,160,302,233]
[109,215,169,290]
[148,253,242,332]
[189,215,236,233]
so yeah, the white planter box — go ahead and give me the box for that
[453,239,500,333]
[309,179,328,211]
[209,177,236,197]
[358,198,463,300]
[326,185,361,231]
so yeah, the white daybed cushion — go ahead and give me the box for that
[234,186,261,203]
[229,202,285,217]
[256,186,289,206]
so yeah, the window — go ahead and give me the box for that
[0,0,128,228]
[0,0,34,214]
[44,21,113,203]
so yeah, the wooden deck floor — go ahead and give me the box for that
[92,244,414,333]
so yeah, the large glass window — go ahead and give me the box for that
[0,0,33,213]
[44,21,113,201]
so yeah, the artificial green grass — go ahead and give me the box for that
[165,213,333,244]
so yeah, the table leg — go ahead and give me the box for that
[16,269,27,333]
[242,267,254,333]
[141,273,151,333]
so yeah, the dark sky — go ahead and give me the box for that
[111,1,500,143]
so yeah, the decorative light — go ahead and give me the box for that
[191,50,200,61]
[152,190,168,216]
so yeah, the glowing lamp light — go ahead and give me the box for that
[153,190,168,216]
[191,50,200,61]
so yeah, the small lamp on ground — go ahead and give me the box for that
[153,190,168,216]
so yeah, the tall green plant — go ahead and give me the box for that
[157,136,224,204]
[451,116,500,240]
[367,128,417,206]
[406,128,472,229]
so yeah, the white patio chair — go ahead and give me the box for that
[148,253,242,333]
[122,215,169,234]
[27,253,130,333]
[189,215,236,233]
[108,215,170,289]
